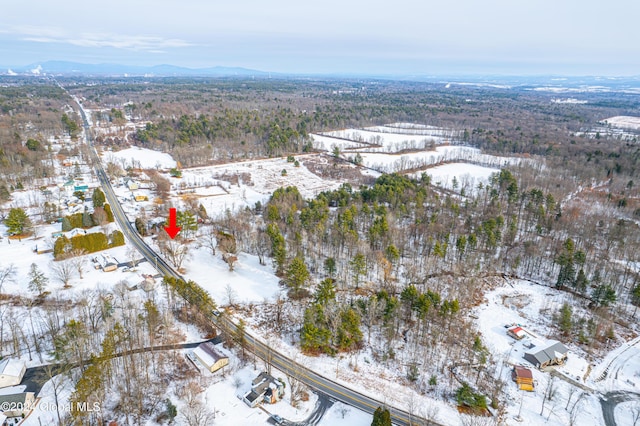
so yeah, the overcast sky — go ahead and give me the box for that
[1,0,639,76]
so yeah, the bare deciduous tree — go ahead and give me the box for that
[159,237,191,271]
[0,264,16,293]
[68,249,88,279]
[50,260,75,288]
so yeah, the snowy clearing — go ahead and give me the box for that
[602,116,640,131]
[103,146,178,170]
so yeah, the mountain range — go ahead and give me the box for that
[2,61,270,77]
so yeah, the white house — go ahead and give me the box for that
[0,358,26,388]
[98,254,118,272]
[193,342,228,373]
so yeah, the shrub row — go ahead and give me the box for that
[54,230,125,259]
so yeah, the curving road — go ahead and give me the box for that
[70,92,438,426]
[600,391,640,426]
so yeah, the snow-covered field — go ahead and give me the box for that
[310,133,370,151]
[170,155,345,214]
[354,146,521,174]
[602,116,640,131]
[318,128,450,153]
[409,162,499,193]
[103,146,178,170]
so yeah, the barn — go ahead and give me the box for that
[193,342,229,373]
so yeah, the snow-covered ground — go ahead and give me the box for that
[0,222,157,302]
[409,162,499,193]
[168,155,344,215]
[310,134,370,151]
[103,146,177,170]
[183,248,283,305]
[319,128,450,153]
[354,146,522,174]
[473,279,637,426]
[602,116,640,131]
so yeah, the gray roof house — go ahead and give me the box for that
[523,341,569,369]
[242,372,285,407]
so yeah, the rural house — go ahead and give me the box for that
[98,254,118,272]
[523,341,569,369]
[511,366,534,391]
[242,372,285,407]
[0,358,26,388]
[193,342,229,373]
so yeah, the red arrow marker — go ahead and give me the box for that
[164,208,181,239]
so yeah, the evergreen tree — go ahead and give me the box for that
[91,188,105,208]
[82,211,94,228]
[300,304,331,354]
[630,284,640,317]
[286,256,310,297]
[557,303,572,335]
[266,223,286,275]
[371,407,391,426]
[336,307,363,350]
[323,257,336,278]
[350,252,366,289]
[5,208,31,235]
[28,263,48,295]
[574,268,588,293]
[592,284,617,307]
[135,217,147,236]
[315,278,336,305]
[176,210,198,238]
[104,204,114,222]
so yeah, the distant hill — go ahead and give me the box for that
[2,61,270,77]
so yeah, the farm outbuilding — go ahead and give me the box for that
[511,366,534,391]
[193,342,228,373]
[507,325,526,340]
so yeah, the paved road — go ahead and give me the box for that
[600,391,640,426]
[70,93,437,426]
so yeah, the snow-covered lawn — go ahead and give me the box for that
[182,247,284,305]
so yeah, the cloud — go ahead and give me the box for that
[12,25,193,52]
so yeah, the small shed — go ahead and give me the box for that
[512,366,534,391]
[524,341,569,369]
[193,342,228,373]
[0,358,26,388]
[507,326,526,340]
